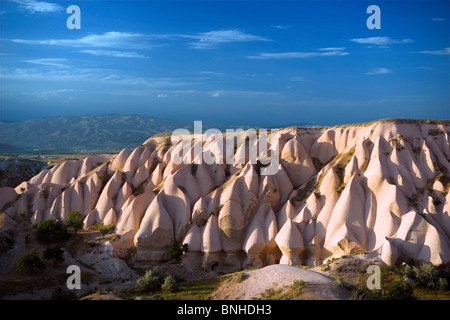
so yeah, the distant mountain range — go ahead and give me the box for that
[0,114,261,154]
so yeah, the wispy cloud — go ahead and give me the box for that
[183,29,271,49]
[26,58,70,67]
[79,50,148,58]
[37,88,77,99]
[350,36,413,46]
[271,25,291,30]
[247,47,348,59]
[0,67,197,88]
[290,76,310,82]
[13,0,63,13]
[432,17,445,22]
[12,32,168,49]
[413,47,450,55]
[318,47,346,51]
[12,29,269,51]
[200,71,224,76]
[366,67,392,75]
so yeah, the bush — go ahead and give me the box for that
[168,241,188,261]
[378,265,415,300]
[44,245,65,266]
[68,211,84,234]
[161,275,178,293]
[99,224,116,236]
[34,219,69,243]
[411,264,448,291]
[17,248,46,274]
[383,278,415,300]
[135,267,167,292]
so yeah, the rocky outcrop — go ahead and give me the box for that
[1,120,449,270]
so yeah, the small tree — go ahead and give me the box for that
[168,241,188,261]
[161,275,178,293]
[17,248,45,274]
[44,245,65,266]
[68,211,84,234]
[135,267,167,292]
[34,219,69,242]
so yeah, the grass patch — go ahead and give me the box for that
[257,280,306,300]
[118,273,235,300]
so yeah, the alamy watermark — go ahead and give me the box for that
[66,265,81,290]
[366,265,381,290]
[169,121,280,175]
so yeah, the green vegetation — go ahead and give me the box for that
[379,265,415,300]
[168,240,188,261]
[89,222,116,236]
[33,219,69,243]
[350,262,450,300]
[43,245,65,266]
[403,264,449,291]
[161,275,178,293]
[333,146,356,193]
[231,272,247,284]
[16,248,46,274]
[258,280,306,300]
[68,211,84,234]
[135,266,169,292]
[99,224,116,236]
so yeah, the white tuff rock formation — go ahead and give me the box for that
[1,120,449,270]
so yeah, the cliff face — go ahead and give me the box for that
[1,120,449,270]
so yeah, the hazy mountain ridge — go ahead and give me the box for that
[0,114,250,153]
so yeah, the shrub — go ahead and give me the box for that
[383,278,415,300]
[34,219,69,243]
[232,272,247,284]
[378,265,415,300]
[99,224,116,236]
[168,241,188,261]
[135,267,167,292]
[291,280,306,292]
[411,264,449,291]
[161,275,178,293]
[68,211,84,234]
[17,248,45,274]
[44,245,65,266]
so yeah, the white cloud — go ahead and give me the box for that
[37,88,77,99]
[0,67,197,88]
[432,18,445,22]
[290,76,309,82]
[366,67,392,75]
[200,71,223,76]
[13,0,63,13]
[413,47,450,55]
[26,58,69,67]
[350,37,413,46]
[318,47,346,51]
[271,25,291,30]
[79,50,147,58]
[210,92,220,97]
[13,32,167,49]
[247,48,348,59]
[12,29,269,51]
[157,94,168,98]
[183,29,271,49]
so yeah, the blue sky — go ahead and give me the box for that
[0,0,449,126]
